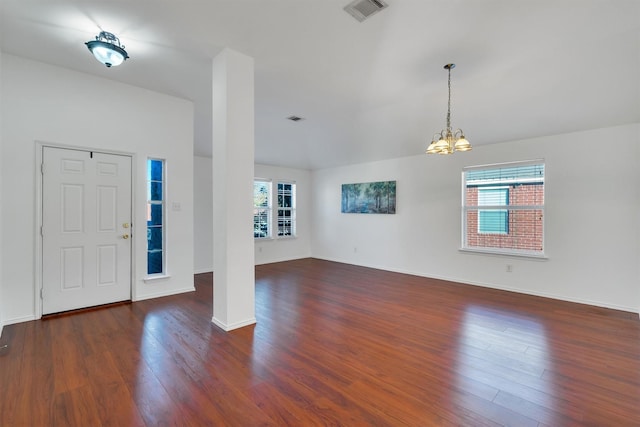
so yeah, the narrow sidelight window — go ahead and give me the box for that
[147,159,165,274]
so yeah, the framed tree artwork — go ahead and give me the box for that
[341,181,396,214]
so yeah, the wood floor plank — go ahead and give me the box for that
[1,258,639,425]
[52,385,101,427]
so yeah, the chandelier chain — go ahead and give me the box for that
[426,62,471,155]
[446,66,452,132]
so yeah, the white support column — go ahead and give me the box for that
[0,50,4,337]
[211,48,256,331]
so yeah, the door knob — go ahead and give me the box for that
[123,234,129,239]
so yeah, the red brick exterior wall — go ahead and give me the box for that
[466,183,544,251]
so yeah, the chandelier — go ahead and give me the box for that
[426,63,471,155]
[85,31,129,68]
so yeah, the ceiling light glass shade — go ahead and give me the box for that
[85,31,129,67]
[426,63,471,155]
[454,136,471,151]
[435,138,449,151]
[426,141,439,154]
[88,44,126,67]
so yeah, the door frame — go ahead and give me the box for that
[34,141,136,319]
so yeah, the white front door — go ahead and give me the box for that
[42,147,132,315]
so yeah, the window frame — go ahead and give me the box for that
[276,181,296,238]
[253,179,272,239]
[147,158,166,275]
[461,160,546,258]
[253,178,298,240]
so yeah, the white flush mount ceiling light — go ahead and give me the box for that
[426,64,472,155]
[85,31,129,67]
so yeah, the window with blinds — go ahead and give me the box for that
[463,161,545,256]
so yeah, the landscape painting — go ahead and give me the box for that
[341,181,396,214]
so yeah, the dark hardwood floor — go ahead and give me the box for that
[1,258,639,426]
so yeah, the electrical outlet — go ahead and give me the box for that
[506,264,513,273]
[354,247,358,253]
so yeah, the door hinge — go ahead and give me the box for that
[40,226,43,237]
[40,163,46,174]
[40,288,43,299]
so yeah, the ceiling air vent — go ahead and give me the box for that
[344,0,388,22]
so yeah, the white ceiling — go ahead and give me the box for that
[2,1,639,170]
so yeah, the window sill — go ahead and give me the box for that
[254,236,297,242]
[143,274,172,283]
[459,247,548,260]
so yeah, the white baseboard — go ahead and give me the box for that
[194,267,213,274]
[2,314,37,327]
[211,316,256,332]
[255,254,311,266]
[134,286,195,302]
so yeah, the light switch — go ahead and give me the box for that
[172,202,181,211]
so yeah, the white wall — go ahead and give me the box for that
[194,156,214,273]
[1,54,195,324]
[312,124,640,313]
[192,159,312,271]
